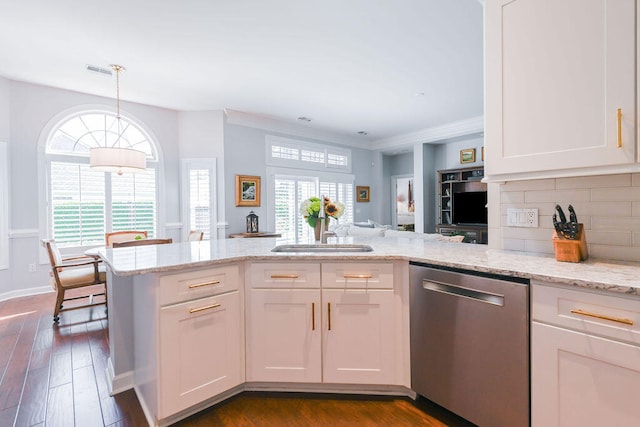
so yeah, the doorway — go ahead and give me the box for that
[392,175,414,230]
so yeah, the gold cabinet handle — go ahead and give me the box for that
[343,274,373,279]
[189,303,221,314]
[328,302,331,330]
[312,302,315,331]
[570,308,633,326]
[617,108,622,148]
[270,274,299,279]
[188,280,220,289]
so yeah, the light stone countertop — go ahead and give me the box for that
[96,236,640,297]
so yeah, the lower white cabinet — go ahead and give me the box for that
[248,288,322,382]
[247,262,401,386]
[322,289,395,384]
[531,282,640,427]
[159,290,242,417]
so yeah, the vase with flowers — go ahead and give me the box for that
[300,196,345,241]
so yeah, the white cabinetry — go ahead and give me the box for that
[321,263,395,384]
[247,262,402,386]
[531,283,640,426]
[247,263,321,383]
[485,0,637,179]
[135,264,243,421]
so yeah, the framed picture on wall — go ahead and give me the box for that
[460,148,476,164]
[235,175,261,207]
[356,186,370,202]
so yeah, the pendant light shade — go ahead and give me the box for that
[90,147,146,175]
[90,64,147,174]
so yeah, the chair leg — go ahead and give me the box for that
[53,288,65,323]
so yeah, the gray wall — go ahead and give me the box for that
[223,123,376,235]
[1,79,182,298]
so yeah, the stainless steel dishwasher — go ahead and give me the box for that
[410,262,529,427]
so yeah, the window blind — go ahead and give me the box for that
[189,169,211,239]
[111,169,157,238]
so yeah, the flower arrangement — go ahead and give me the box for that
[300,196,344,228]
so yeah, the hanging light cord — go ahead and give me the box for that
[111,64,125,119]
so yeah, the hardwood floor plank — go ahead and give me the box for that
[46,383,74,427]
[0,317,38,410]
[0,404,18,427]
[14,366,50,427]
[49,351,72,388]
[73,365,104,427]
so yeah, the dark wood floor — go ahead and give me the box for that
[0,290,473,427]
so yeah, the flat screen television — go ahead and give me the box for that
[452,191,487,225]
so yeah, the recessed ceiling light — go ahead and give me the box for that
[86,64,113,76]
[414,91,425,97]
[297,116,312,122]
[357,131,368,136]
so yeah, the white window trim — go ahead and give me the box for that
[265,135,352,172]
[37,105,166,259]
[0,142,9,270]
[180,158,217,240]
[265,166,355,232]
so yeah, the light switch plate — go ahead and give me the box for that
[507,208,538,228]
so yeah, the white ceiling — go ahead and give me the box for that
[0,0,484,142]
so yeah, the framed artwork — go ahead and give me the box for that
[460,148,476,164]
[235,175,261,207]
[481,146,484,161]
[356,186,370,202]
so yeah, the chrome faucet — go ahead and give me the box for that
[318,195,336,244]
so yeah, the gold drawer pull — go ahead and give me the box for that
[343,274,373,279]
[188,280,220,289]
[312,302,315,331]
[270,274,299,279]
[570,309,633,326]
[189,303,221,314]
[328,302,331,331]
[617,108,623,148]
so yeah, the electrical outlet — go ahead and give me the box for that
[28,263,37,273]
[507,208,538,228]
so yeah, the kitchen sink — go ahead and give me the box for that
[271,244,374,253]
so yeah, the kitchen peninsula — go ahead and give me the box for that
[98,237,640,426]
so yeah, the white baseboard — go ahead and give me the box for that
[0,285,52,302]
[106,357,135,396]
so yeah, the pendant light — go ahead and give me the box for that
[90,64,146,175]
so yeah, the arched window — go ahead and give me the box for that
[46,111,159,248]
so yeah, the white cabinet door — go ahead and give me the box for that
[322,289,395,385]
[485,0,636,177]
[247,289,322,383]
[532,322,640,427]
[159,291,242,418]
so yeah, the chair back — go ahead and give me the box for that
[105,230,149,247]
[188,230,204,241]
[41,239,62,268]
[112,238,173,248]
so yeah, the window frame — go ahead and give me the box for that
[180,158,217,241]
[38,106,165,257]
[266,166,355,242]
[265,135,352,173]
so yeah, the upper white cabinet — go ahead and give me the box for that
[485,0,637,179]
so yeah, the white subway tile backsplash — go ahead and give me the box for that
[498,173,640,262]
[592,216,640,232]
[587,231,632,246]
[524,189,590,203]
[591,186,640,202]
[501,179,555,192]
[500,191,525,204]
[556,174,631,189]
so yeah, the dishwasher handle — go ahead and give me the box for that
[422,279,505,306]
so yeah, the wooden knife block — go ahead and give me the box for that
[552,224,588,262]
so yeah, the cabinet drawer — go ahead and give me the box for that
[249,262,320,289]
[321,262,394,289]
[159,264,239,305]
[532,282,640,345]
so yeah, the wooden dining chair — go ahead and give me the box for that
[42,239,107,322]
[112,238,173,248]
[105,230,148,247]
[188,230,204,241]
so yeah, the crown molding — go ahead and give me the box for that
[371,115,484,151]
[224,109,372,149]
